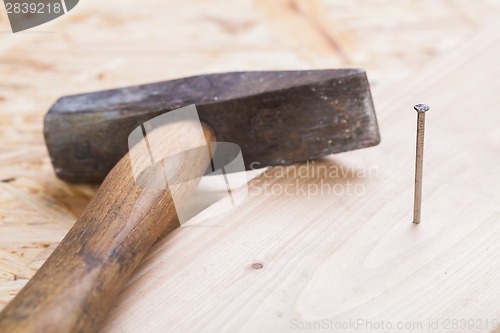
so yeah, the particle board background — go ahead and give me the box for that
[0,0,500,331]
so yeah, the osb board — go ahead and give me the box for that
[100,25,500,332]
[0,0,499,313]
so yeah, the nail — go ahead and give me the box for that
[413,104,430,224]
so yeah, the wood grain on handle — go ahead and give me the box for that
[0,121,215,333]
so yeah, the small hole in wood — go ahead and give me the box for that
[251,263,263,270]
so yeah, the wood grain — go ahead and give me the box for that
[0,121,215,333]
[96,23,500,333]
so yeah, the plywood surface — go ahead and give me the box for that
[0,0,500,330]
[100,25,500,332]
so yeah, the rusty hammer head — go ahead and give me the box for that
[44,69,380,182]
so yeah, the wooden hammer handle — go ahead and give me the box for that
[0,121,215,333]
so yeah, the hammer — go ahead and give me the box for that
[0,69,380,333]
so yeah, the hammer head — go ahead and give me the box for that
[44,70,380,182]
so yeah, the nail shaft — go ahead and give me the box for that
[413,104,430,224]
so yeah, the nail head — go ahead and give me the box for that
[414,104,430,113]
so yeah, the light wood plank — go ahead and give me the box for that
[100,23,500,333]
